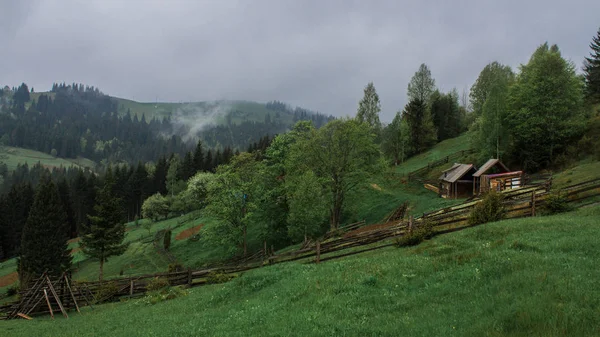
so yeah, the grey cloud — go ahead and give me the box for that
[1,0,599,122]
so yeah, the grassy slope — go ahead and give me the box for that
[5,206,600,336]
[395,133,473,175]
[1,146,95,171]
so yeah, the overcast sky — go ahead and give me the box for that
[1,0,599,122]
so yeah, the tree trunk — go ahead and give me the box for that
[99,258,104,282]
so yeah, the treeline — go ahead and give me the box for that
[379,28,600,171]
[0,136,273,260]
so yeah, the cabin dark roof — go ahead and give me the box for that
[473,159,510,177]
[439,164,474,183]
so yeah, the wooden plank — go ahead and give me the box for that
[63,275,81,314]
[16,313,33,320]
[43,289,54,320]
[46,276,68,319]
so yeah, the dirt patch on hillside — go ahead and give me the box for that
[68,237,80,244]
[175,224,204,241]
[344,222,395,238]
[0,272,18,287]
[71,247,82,255]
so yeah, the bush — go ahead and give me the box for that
[95,281,119,303]
[396,221,433,247]
[146,277,170,292]
[543,192,572,215]
[206,272,236,284]
[142,286,188,305]
[163,229,172,251]
[469,190,505,225]
[5,284,19,297]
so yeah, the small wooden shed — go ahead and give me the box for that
[438,163,477,199]
[473,159,522,194]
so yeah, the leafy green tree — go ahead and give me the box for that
[356,82,382,133]
[250,121,315,248]
[205,153,259,256]
[476,73,512,160]
[507,43,585,170]
[80,167,127,281]
[20,177,71,283]
[185,172,214,209]
[142,193,170,221]
[402,98,437,154]
[285,171,328,243]
[407,64,436,103]
[382,111,410,165]
[288,119,382,230]
[470,62,514,118]
[583,27,600,102]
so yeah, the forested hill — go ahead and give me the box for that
[0,83,333,165]
[0,83,330,163]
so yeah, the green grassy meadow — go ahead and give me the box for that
[0,146,95,171]
[4,206,600,336]
[395,133,473,175]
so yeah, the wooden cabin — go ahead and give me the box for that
[473,159,522,195]
[438,163,477,199]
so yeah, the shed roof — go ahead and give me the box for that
[473,159,510,177]
[439,164,474,183]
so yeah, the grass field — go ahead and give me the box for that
[4,205,599,336]
[0,146,95,171]
[552,159,600,189]
[395,133,473,175]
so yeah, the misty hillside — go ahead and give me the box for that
[1,84,333,166]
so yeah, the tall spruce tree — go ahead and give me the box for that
[80,167,127,281]
[356,82,382,133]
[403,98,437,154]
[583,27,600,102]
[19,177,71,283]
[382,111,410,165]
[193,140,204,172]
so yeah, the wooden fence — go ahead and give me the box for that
[3,177,600,319]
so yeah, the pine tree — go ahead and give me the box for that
[57,178,77,237]
[193,140,204,172]
[403,98,437,154]
[356,82,382,133]
[80,167,127,281]
[20,177,71,283]
[583,27,600,102]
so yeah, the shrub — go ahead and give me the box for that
[396,221,433,247]
[95,281,119,303]
[142,286,188,305]
[469,190,505,225]
[146,277,170,292]
[5,284,19,297]
[543,192,572,215]
[163,229,172,251]
[206,272,236,284]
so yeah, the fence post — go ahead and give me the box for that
[408,216,413,234]
[187,268,192,286]
[315,240,321,264]
[130,280,134,296]
[531,191,536,217]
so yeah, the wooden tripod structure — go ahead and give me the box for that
[6,272,95,320]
